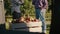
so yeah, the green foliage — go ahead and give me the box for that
[4,0,11,16]
[48,0,52,6]
[20,0,35,17]
[4,0,52,18]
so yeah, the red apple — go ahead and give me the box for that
[34,19,40,22]
[26,20,30,23]
[25,17,31,23]
[31,19,34,22]
[19,17,25,22]
[34,19,36,22]
[25,18,30,21]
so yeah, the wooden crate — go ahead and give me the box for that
[10,21,42,33]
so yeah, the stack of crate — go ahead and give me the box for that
[10,21,42,33]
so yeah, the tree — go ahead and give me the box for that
[4,0,11,16]
[20,0,35,17]
[4,0,52,18]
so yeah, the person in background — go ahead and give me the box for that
[11,0,24,23]
[32,0,48,34]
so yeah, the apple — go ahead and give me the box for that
[25,17,31,23]
[26,20,30,23]
[31,20,34,22]
[25,18,30,21]
[34,19,40,22]
[19,16,25,22]
[34,19,36,22]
